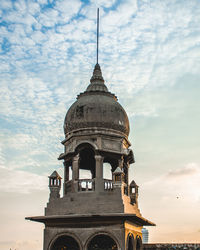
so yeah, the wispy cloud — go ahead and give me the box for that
[0,167,47,193]
[0,0,200,246]
[0,240,41,250]
[1,0,199,193]
[142,162,200,203]
[167,163,199,179]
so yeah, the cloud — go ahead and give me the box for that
[0,0,12,10]
[142,162,200,203]
[15,240,41,250]
[38,9,59,27]
[167,163,199,179]
[90,0,117,8]
[0,240,41,250]
[0,167,48,193]
[54,0,82,24]
[0,0,200,247]
[0,0,200,194]
[139,162,200,242]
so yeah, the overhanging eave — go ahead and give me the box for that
[25,213,155,226]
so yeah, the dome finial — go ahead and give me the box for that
[90,63,104,84]
[86,63,108,92]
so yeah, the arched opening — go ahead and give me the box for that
[127,234,134,250]
[63,161,72,181]
[75,144,95,191]
[69,166,72,180]
[76,144,95,179]
[136,236,143,250]
[51,235,80,250]
[103,157,119,179]
[103,162,113,190]
[103,157,119,191]
[87,234,118,250]
[103,162,112,180]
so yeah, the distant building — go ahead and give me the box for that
[142,228,149,243]
[143,243,200,249]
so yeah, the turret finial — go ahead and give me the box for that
[90,63,104,84]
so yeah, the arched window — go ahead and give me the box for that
[126,234,134,250]
[87,234,118,250]
[51,235,80,250]
[136,236,143,250]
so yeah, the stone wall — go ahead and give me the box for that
[143,243,200,250]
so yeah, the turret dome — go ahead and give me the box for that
[64,64,130,137]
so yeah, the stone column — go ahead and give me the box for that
[126,162,129,184]
[95,155,104,192]
[118,156,124,169]
[95,155,103,179]
[72,154,79,181]
[63,161,69,195]
[63,161,69,182]
[121,161,129,192]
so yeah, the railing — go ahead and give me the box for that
[78,179,95,192]
[104,179,113,191]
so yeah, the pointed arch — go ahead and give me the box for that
[136,236,143,250]
[126,233,135,250]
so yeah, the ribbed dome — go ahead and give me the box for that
[64,64,130,137]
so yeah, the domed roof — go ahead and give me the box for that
[64,64,130,137]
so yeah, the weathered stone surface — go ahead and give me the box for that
[64,64,130,137]
[26,63,154,250]
[44,222,125,250]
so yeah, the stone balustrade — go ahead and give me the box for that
[78,179,95,191]
[104,179,113,191]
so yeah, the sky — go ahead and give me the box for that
[0,0,200,249]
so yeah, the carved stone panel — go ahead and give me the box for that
[102,139,121,152]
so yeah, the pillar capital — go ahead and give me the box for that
[73,153,80,162]
[95,154,103,161]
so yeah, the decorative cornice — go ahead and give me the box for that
[66,121,129,135]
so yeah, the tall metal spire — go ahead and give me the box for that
[86,8,108,92]
[97,8,99,64]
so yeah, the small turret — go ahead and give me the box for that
[130,180,139,205]
[113,167,125,183]
[48,171,62,200]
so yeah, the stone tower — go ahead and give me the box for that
[26,63,155,250]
